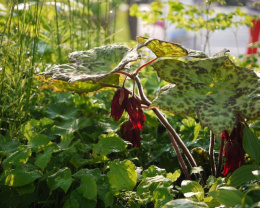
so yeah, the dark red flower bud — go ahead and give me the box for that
[125,96,145,130]
[120,120,141,147]
[111,87,129,121]
[221,123,245,176]
[222,141,244,176]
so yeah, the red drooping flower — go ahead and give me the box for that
[120,120,141,147]
[222,140,244,176]
[110,87,129,121]
[221,122,245,176]
[125,96,145,130]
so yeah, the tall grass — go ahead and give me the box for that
[0,0,123,138]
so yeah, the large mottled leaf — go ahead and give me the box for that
[151,53,260,136]
[35,44,140,94]
[137,36,207,58]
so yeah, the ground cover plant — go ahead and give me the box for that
[0,0,260,207]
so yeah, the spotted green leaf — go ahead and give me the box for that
[35,44,140,94]
[151,53,260,136]
[137,36,207,58]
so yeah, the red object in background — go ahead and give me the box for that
[247,19,260,54]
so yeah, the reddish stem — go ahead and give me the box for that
[168,132,191,180]
[116,70,133,78]
[141,104,149,109]
[133,58,158,76]
[134,76,198,179]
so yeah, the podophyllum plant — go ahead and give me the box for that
[34,36,260,177]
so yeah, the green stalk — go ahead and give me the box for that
[54,0,62,63]
[96,0,100,46]
[25,0,41,115]
[0,2,15,97]
[113,4,116,42]
[87,0,91,49]
[68,0,73,50]
[81,0,85,50]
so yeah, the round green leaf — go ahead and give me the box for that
[92,133,127,156]
[4,166,42,187]
[181,180,204,202]
[107,160,137,191]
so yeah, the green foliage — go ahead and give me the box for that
[108,159,137,191]
[243,126,260,162]
[130,0,252,32]
[1,0,260,207]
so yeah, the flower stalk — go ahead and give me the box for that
[134,76,198,178]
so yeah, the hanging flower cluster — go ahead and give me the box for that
[111,87,145,147]
[221,121,245,176]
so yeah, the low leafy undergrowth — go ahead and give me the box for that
[0,91,259,208]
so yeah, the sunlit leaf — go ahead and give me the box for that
[167,169,181,182]
[3,166,42,187]
[3,149,32,171]
[162,199,208,208]
[151,53,260,136]
[181,180,204,202]
[35,44,141,94]
[107,160,137,191]
[137,36,207,58]
[137,36,188,57]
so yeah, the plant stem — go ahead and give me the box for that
[54,0,62,63]
[168,132,191,179]
[134,76,197,169]
[116,70,133,78]
[133,58,158,76]
[209,131,216,176]
[216,137,224,177]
